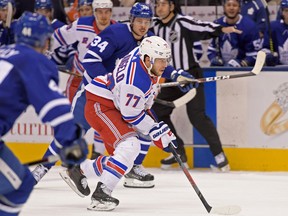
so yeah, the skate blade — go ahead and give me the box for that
[210,164,230,173]
[123,178,155,188]
[161,162,189,170]
[59,170,86,198]
[87,200,118,211]
[210,205,241,215]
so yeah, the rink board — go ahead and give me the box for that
[4,67,288,171]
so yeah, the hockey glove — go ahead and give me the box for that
[265,52,279,66]
[210,56,224,66]
[227,59,242,67]
[59,124,88,167]
[171,69,198,93]
[149,121,178,152]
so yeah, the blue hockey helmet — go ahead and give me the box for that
[34,0,53,10]
[78,0,93,7]
[0,0,15,8]
[130,2,153,19]
[15,12,53,47]
[281,0,288,9]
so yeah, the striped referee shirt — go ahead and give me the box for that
[151,14,223,71]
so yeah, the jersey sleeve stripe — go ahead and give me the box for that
[54,29,67,46]
[123,110,145,125]
[39,98,71,120]
[49,112,74,127]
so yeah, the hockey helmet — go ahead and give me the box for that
[34,0,53,10]
[78,0,93,7]
[15,12,53,47]
[0,0,15,8]
[92,0,113,11]
[281,0,288,9]
[139,36,171,75]
[130,2,153,19]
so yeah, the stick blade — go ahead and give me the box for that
[210,205,241,215]
[173,88,196,108]
[251,51,266,75]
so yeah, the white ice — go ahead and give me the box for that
[21,166,288,216]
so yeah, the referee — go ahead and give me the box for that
[151,0,241,171]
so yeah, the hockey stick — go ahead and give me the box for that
[154,88,196,108]
[169,144,241,215]
[5,2,13,28]
[161,51,266,88]
[24,155,59,166]
[57,65,83,78]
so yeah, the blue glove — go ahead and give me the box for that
[210,56,224,66]
[171,69,199,93]
[265,52,278,66]
[59,124,88,167]
[149,121,178,152]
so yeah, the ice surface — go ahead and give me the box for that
[21,166,288,216]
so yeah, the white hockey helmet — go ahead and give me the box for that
[139,36,171,63]
[92,0,113,10]
[139,36,171,75]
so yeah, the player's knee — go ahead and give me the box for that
[113,136,140,171]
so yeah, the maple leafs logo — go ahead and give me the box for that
[220,40,238,64]
[278,39,288,65]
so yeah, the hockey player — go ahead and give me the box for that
[82,35,195,211]
[31,0,115,183]
[0,12,88,216]
[0,0,16,46]
[34,0,54,21]
[208,0,262,67]
[151,0,241,171]
[262,0,288,66]
[60,3,159,194]
[241,0,268,38]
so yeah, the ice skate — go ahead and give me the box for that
[160,148,188,169]
[59,165,90,197]
[210,152,230,173]
[124,165,155,188]
[87,182,119,211]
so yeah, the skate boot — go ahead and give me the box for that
[91,151,102,160]
[32,164,48,185]
[59,165,90,197]
[210,152,230,172]
[87,182,119,211]
[160,147,188,169]
[123,165,155,188]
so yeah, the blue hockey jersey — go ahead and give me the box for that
[263,19,288,65]
[241,0,268,34]
[208,15,262,66]
[0,44,78,147]
[82,23,155,85]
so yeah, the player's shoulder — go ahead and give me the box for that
[239,15,257,28]
[77,16,95,25]
[131,60,151,92]
[3,44,56,75]
[271,19,282,28]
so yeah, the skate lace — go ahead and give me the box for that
[133,165,149,177]
[100,183,112,196]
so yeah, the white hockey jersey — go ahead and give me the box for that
[85,47,164,135]
[52,16,116,75]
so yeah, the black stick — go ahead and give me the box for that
[169,144,212,213]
